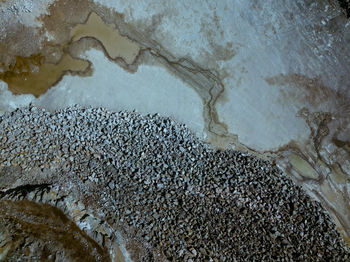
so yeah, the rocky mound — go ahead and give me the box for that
[0,106,349,261]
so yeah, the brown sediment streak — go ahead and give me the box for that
[0,200,110,261]
[280,150,350,244]
[261,72,350,244]
[67,10,235,147]
[312,186,350,245]
[114,245,126,262]
[0,0,236,150]
[0,54,90,97]
[333,138,350,153]
[148,51,239,149]
[1,0,350,250]
[265,73,350,112]
[270,106,350,244]
[70,12,141,65]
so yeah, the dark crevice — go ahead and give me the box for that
[0,184,52,199]
[338,0,350,18]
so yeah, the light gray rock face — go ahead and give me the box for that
[0,106,349,261]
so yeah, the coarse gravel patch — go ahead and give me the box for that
[0,105,349,261]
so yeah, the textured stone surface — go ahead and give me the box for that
[0,199,110,261]
[0,106,349,261]
[0,0,350,251]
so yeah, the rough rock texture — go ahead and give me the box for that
[0,199,110,261]
[0,106,349,261]
[1,0,350,243]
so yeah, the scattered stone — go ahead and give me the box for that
[0,105,349,261]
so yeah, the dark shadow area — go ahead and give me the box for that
[338,0,350,18]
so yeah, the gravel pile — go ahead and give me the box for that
[0,105,349,261]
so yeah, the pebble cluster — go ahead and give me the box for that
[0,106,349,261]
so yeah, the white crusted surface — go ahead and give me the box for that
[0,0,54,28]
[18,49,205,136]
